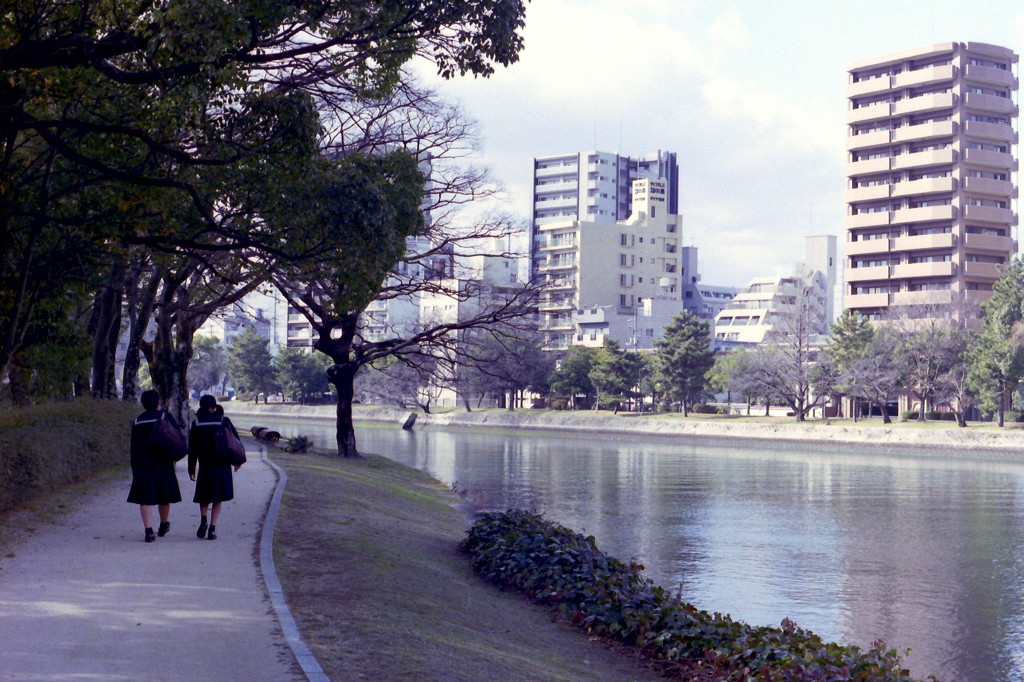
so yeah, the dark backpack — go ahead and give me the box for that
[194,416,247,467]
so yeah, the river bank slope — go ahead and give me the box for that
[226,403,1024,458]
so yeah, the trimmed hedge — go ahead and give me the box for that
[463,510,915,681]
[0,400,136,514]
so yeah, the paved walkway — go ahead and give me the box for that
[0,445,316,681]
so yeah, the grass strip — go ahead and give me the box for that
[271,450,665,682]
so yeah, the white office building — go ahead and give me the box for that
[531,150,678,275]
[536,178,689,349]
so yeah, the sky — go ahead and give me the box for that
[414,0,1024,288]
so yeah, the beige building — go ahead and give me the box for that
[536,178,686,349]
[844,42,1019,320]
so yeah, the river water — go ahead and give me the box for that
[238,415,1024,682]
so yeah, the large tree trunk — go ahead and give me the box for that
[327,362,360,458]
[879,402,892,425]
[122,262,160,402]
[89,263,125,399]
[997,376,1006,427]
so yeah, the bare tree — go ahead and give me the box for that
[745,278,833,421]
[841,326,905,424]
[884,296,979,420]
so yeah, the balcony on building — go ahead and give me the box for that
[845,264,891,282]
[847,128,892,151]
[965,63,1019,88]
[846,236,892,256]
[963,204,1016,224]
[893,204,956,224]
[535,178,579,193]
[846,100,892,125]
[893,232,955,251]
[963,232,1016,252]
[892,119,956,144]
[963,261,1003,279]
[964,120,1018,144]
[846,184,891,203]
[891,289,952,306]
[846,156,891,176]
[963,148,1016,169]
[964,92,1017,115]
[891,147,955,170]
[893,63,955,89]
[538,300,575,313]
[891,261,955,279]
[965,289,994,306]
[544,277,576,291]
[892,91,955,117]
[891,176,955,198]
[963,176,1014,196]
[846,74,892,98]
[845,292,890,308]
[846,211,892,229]
[535,215,576,228]
[535,164,576,179]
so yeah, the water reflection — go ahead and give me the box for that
[236,416,1024,681]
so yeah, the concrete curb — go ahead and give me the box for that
[258,443,329,682]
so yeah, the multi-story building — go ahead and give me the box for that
[714,235,836,348]
[679,246,737,319]
[844,42,1019,320]
[531,150,678,276]
[536,178,687,350]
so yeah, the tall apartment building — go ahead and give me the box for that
[845,42,1019,320]
[531,150,678,275]
[536,178,687,349]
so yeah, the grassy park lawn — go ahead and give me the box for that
[271,449,663,682]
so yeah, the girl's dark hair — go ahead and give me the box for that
[141,390,159,411]
[198,394,217,411]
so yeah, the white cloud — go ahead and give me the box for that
[708,9,750,50]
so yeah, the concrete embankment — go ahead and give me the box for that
[225,403,1024,459]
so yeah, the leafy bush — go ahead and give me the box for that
[463,510,915,681]
[550,399,568,411]
[900,411,919,421]
[925,410,943,421]
[0,400,136,514]
[691,403,712,414]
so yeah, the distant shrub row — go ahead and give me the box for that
[900,410,958,421]
[462,509,914,681]
[0,400,136,514]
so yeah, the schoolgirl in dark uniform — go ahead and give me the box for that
[127,390,183,542]
[188,395,242,540]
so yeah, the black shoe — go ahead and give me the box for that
[157,521,170,537]
[197,520,208,539]
[145,528,156,543]
[207,526,217,540]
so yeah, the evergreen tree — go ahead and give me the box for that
[189,336,227,396]
[653,311,714,416]
[227,328,277,399]
[972,255,1024,426]
[275,347,330,404]
[549,346,598,410]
